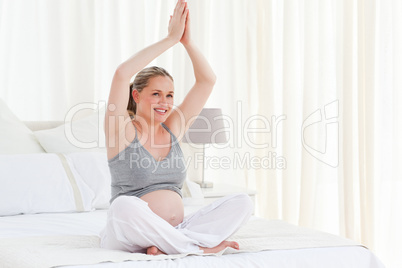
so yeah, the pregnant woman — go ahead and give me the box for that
[100,0,252,255]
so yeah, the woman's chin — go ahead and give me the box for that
[154,112,170,122]
[155,114,167,120]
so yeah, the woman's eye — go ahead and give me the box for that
[152,92,172,97]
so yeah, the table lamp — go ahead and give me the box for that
[181,108,227,188]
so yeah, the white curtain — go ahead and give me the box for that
[0,0,401,267]
[248,1,402,268]
[0,0,96,120]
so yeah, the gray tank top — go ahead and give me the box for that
[108,123,187,203]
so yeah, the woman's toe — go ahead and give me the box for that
[147,246,158,255]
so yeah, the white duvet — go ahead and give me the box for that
[0,210,385,268]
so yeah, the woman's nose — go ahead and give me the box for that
[159,96,168,105]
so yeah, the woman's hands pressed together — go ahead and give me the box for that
[167,0,189,44]
[179,1,191,46]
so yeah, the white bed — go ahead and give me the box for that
[0,102,386,268]
[0,209,385,268]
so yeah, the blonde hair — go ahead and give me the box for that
[127,66,174,119]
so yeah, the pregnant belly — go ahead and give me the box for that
[140,190,184,227]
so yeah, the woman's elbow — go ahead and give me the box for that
[198,72,217,86]
[210,74,217,85]
[114,64,129,79]
[204,74,217,87]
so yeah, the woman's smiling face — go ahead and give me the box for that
[134,75,174,123]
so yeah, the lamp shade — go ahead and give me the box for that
[182,108,227,144]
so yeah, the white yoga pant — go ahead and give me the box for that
[100,193,253,254]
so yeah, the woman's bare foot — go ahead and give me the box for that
[200,240,240,254]
[146,246,166,255]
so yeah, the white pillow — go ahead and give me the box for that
[0,99,45,154]
[34,108,106,153]
[0,153,95,216]
[182,179,205,206]
[64,152,111,209]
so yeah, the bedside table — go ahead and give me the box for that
[201,183,257,214]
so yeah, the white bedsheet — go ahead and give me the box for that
[0,209,385,268]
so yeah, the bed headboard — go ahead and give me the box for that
[23,121,65,131]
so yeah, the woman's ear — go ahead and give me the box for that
[132,89,139,103]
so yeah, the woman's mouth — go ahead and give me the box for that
[154,108,167,115]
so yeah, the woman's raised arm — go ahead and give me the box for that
[105,0,188,138]
[165,6,217,138]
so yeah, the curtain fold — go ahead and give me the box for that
[357,0,376,249]
[299,0,318,229]
[252,0,280,219]
[281,0,303,225]
[338,0,356,242]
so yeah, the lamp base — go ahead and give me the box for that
[196,181,213,188]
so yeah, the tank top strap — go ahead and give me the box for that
[161,123,177,142]
[132,121,177,142]
[132,121,138,140]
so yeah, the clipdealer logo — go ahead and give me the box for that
[301,100,339,167]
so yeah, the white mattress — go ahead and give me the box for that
[0,209,385,268]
